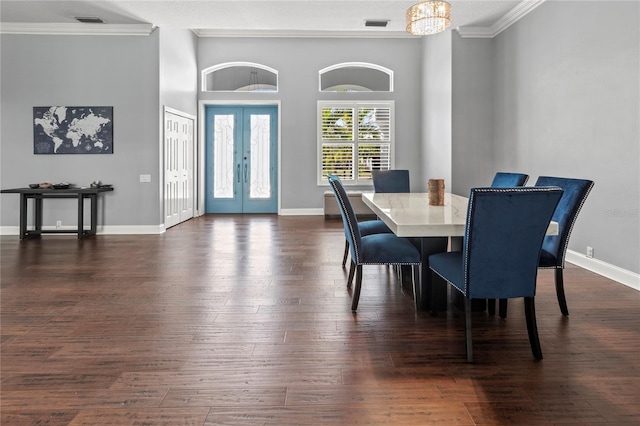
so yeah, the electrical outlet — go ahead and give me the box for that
[56,220,62,228]
[586,246,594,258]
[140,174,151,183]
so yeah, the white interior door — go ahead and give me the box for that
[164,108,195,229]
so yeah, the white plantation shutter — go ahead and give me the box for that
[318,101,394,185]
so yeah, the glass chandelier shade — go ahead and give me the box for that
[406,1,452,36]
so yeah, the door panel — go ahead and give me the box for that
[205,106,277,213]
[164,109,194,228]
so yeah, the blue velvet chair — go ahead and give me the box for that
[429,187,563,362]
[372,169,410,193]
[371,169,412,280]
[328,174,422,311]
[536,176,595,315]
[491,172,529,187]
[340,217,392,268]
[486,172,529,315]
[496,176,595,318]
[340,169,409,270]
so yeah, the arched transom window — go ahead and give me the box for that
[319,62,393,92]
[202,62,278,92]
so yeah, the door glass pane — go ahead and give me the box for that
[213,114,235,198]
[249,114,271,199]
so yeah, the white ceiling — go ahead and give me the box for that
[0,1,544,37]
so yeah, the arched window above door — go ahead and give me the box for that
[319,62,393,92]
[202,62,278,92]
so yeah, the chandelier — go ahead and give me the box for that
[406,0,452,36]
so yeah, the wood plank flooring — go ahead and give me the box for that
[1,214,639,425]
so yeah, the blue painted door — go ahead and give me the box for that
[205,106,278,213]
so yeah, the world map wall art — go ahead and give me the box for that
[33,106,113,154]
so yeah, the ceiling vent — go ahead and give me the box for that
[74,17,105,24]
[364,20,390,28]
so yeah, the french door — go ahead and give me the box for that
[205,106,278,213]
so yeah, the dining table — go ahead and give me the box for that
[362,192,559,313]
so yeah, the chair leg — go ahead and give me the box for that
[410,265,419,310]
[351,265,363,311]
[524,297,543,360]
[498,299,508,318]
[347,261,355,288]
[555,267,569,316]
[464,298,473,363]
[487,299,496,315]
[342,240,349,268]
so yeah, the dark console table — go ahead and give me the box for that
[1,187,114,239]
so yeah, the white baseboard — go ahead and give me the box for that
[101,225,165,235]
[566,249,640,291]
[0,225,165,236]
[279,208,324,216]
[0,226,20,235]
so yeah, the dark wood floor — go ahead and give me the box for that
[1,215,639,425]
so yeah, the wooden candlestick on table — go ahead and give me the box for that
[428,179,445,206]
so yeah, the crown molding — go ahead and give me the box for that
[457,0,546,39]
[1,1,545,39]
[0,22,155,36]
[193,28,415,39]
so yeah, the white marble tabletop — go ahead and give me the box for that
[362,192,558,238]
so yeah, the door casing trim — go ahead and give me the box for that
[198,100,281,216]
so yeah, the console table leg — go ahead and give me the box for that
[19,194,28,239]
[34,195,43,233]
[90,194,98,235]
[77,194,84,239]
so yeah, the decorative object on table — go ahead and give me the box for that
[38,182,52,189]
[428,178,445,206]
[33,106,113,154]
[28,183,40,189]
[406,0,451,36]
[90,180,101,188]
[52,182,71,189]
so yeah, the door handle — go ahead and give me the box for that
[244,164,248,183]
[237,164,240,183]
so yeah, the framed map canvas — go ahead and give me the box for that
[33,106,113,154]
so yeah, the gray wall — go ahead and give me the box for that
[197,37,423,208]
[0,33,161,228]
[159,29,199,117]
[158,29,199,222]
[451,36,495,195]
[452,1,639,273]
[420,31,452,191]
[1,28,199,230]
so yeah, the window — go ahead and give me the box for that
[201,62,278,92]
[318,101,394,185]
[319,62,393,92]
